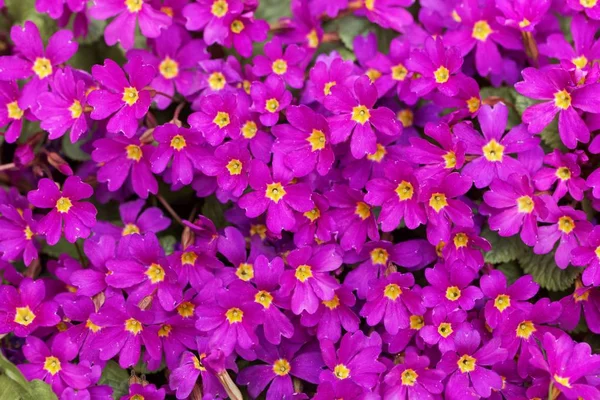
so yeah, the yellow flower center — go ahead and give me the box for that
[516,195,534,213]
[323,81,336,96]
[265,182,286,203]
[351,105,371,124]
[451,9,461,22]
[193,355,207,371]
[241,121,258,138]
[453,233,469,248]
[159,56,179,79]
[397,109,413,127]
[43,356,62,375]
[6,101,24,120]
[395,181,414,201]
[384,283,402,300]
[366,68,382,82]
[334,364,350,379]
[438,322,453,337]
[554,374,572,388]
[208,72,226,91]
[126,144,142,161]
[122,87,139,106]
[236,263,254,281]
[366,143,386,162]
[572,55,588,69]
[429,193,448,212]
[392,64,408,81]
[457,355,476,373]
[158,324,172,337]
[410,315,425,330]
[370,248,389,265]
[226,159,243,175]
[250,224,267,239]
[323,295,340,310]
[272,59,288,75]
[124,318,143,335]
[32,57,53,79]
[295,265,313,282]
[225,307,243,324]
[212,111,230,129]
[243,80,251,94]
[273,359,291,376]
[211,0,228,17]
[177,301,195,318]
[255,290,273,308]
[161,6,173,16]
[581,0,598,8]
[443,151,457,169]
[355,201,371,220]
[85,319,101,333]
[466,97,480,113]
[472,20,493,41]
[519,18,531,28]
[516,320,536,339]
[145,263,165,283]
[307,129,326,151]
[554,90,571,110]
[434,66,450,84]
[170,134,187,151]
[55,197,72,213]
[130,395,144,400]
[24,226,33,240]
[483,139,504,162]
[303,207,320,222]
[401,369,418,386]
[307,29,319,48]
[231,19,244,34]
[446,286,461,301]
[122,223,140,236]
[494,294,511,312]
[14,306,36,326]
[68,100,82,119]
[558,216,575,234]
[266,98,279,113]
[554,166,571,181]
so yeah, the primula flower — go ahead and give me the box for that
[0,278,60,337]
[558,282,600,334]
[169,345,226,400]
[183,0,243,45]
[441,227,491,270]
[566,0,600,20]
[422,263,483,312]
[515,66,600,149]
[250,75,292,127]
[69,234,116,297]
[235,93,273,162]
[454,103,539,188]
[383,348,446,399]
[88,58,156,138]
[36,0,86,19]
[279,244,342,315]
[573,227,600,287]
[307,57,354,104]
[238,160,314,234]
[496,0,551,32]
[194,57,242,98]
[122,383,166,400]
[0,21,78,108]
[293,193,336,247]
[0,203,39,266]
[419,306,469,353]
[27,176,97,245]
[188,92,240,146]
[200,141,251,198]
[18,336,92,396]
[224,13,269,57]
[253,37,306,88]
[355,0,413,32]
[94,199,170,238]
[319,331,386,390]
[272,105,334,177]
[534,150,587,201]
[324,75,399,159]
[216,227,260,285]
[89,0,171,50]
[0,81,27,143]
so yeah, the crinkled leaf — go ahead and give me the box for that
[5,0,56,41]
[98,361,129,400]
[496,262,522,285]
[519,250,580,291]
[27,380,57,400]
[42,238,82,260]
[256,0,291,23]
[337,17,371,50]
[0,375,23,400]
[481,228,528,264]
[0,353,57,400]
[159,235,177,256]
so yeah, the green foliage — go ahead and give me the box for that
[479,87,520,128]
[496,262,522,285]
[256,0,291,23]
[201,196,228,229]
[42,238,82,260]
[481,228,527,264]
[62,134,91,161]
[5,0,56,40]
[159,235,177,256]
[0,352,57,400]
[98,361,129,400]
[519,250,580,291]
[337,17,371,50]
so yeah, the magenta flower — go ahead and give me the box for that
[0,203,39,266]
[69,235,116,297]
[293,193,336,248]
[189,92,240,147]
[253,37,306,88]
[27,176,97,245]
[534,150,587,201]
[36,0,86,19]
[497,0,551,32]
[355,0,413,32]
[183,0,243,45]
[200,141,251,198]
[224,13,269,57]
[89,0,171,49]
[442,227,491,270]
[94,199,170,238]
[238,160,314,234]
[88,57,156,138]
[324,75,399,159]
[0,21,78,108]
[573,227,600,287]
[419,306,468,353]
[0,81,28,143]
[193,57,242,98]
[558,283,600,334]
[370,37,417,104]
[566,0,600,20]
[307,57,354,104]
[0,278,60,337]
[250,75,292,127]
[169,347,226,399]
[383,348,445,399]
[422,263,483,311]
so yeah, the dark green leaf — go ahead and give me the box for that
[159,235,177,256]
[0,375,23,400]
[496,262,522,285]
[41,238,82,260]
[255,0,291,23]
[201,196,228,229]
[98,361,129,400]
[5,0,57,41]
[27,380,57,400]
[61,134,91,161]
[337,17,371,50]
[519,250,580,291]
[481,228,528,264]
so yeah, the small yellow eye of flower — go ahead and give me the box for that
[384,283,402,300]
[438,322,453,337]
[125,0,143,13]
[250,224,267,239]
[323,81,336,96]
[125,318,143,335]
[446,286,462,301]
[236,263,254,281]
[366,143,386,162]
[130,395,144,400]
[307,129,326,151]
[255,290,273,308]
[266,98,280,113]
[6,101,24,120]
[580,0,598,9]
[43,356,62,375]
[122,223,140,236]
[158,324,172,337]
[32,57,53,79]
[306,29,319,48]
[231,19,244,34]
[334,364,350,379]
[443,151,457,169]
[160,6,173,16]
[516,320,536,339]
[177,301,195,318]
[273,359,292,376]
[519,18,531,28]
[554,374,572,388]
[434,66,450,84]
[401,369,418,386]
[208,72,226,90]
[451,9,461,22]
[397,109,413,127]
[516,195,534,213]
[225,307,243,324]
[429,193,448,212]
[436,241,446,257]
[226,159,243,176]
[170,134,187,151]
[24,226,34,240]
[295,265,313,282]
[554,89,571,110]
[410,315,425,330]
[193,354,207,371]
[265,182,286,203]
[213,111,231,129]
[126,144,142,161]
[395,181,414,201]
[558,215,576,234]
[85,319,101,333]
[122,87,139,106]
[453,233,469,248]
[472,20,493,41]
[355,202,371,220]
[556,166,571,180]
[351,105,371,124]
[392,63,408,81]
[303,207,320,222]
[14,306,36,326]
[65,100,83,119]
[56,197,72,213]
[323,295,340,310]
[457,355,476,373]
[370,248,389,265]
[466,97,481,113]
[494,294,511,312]
[211,0,228,17]
[145,263,165,283]
[241,121,258,138]
[483,139,505,162]
[159,56,179,79]
[571,55,588,69]
[272,59,288,75]
[366,68,382,82]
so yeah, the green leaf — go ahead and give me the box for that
[159,235,177,256]
[0,375,23,400]
[5,0,57,41]
[201,196,228,229]
[80,19,108,45]
[255,0,291,23]
[519,250,580,291]
[98,361,129,400]
[0,352,28,388]
[496,262,522,285]
[337,17,371,50]
[28,380,57,400]
[481,228,528,264]
[61,134,91,161]
[41,238,82,260]
[479,87,520,128]
[0,353,57,400]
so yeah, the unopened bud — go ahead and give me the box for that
[92,292,106,312]
[182,226,195,250]
[47,152,73,176]
[217,370,243,400]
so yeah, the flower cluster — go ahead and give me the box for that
[0,0,600,399]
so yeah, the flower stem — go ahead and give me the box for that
[156,194,183,226]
